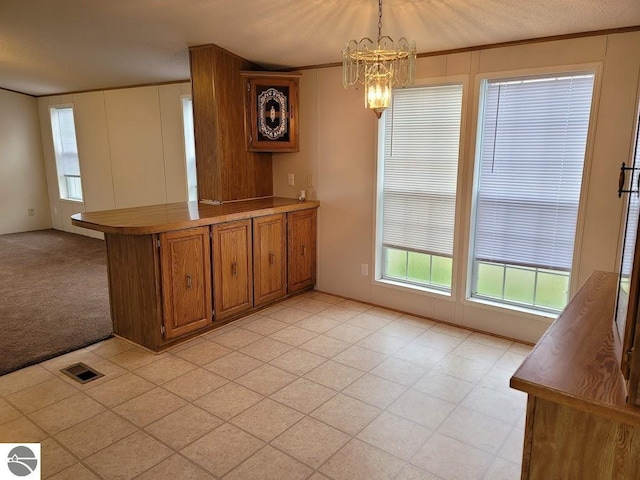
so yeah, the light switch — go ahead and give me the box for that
[287,173,295,186]
[361,263,369,276]
[307,174,315,188]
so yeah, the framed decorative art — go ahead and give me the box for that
[241,71,300,153]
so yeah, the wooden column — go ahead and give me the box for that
[189,44,273,203]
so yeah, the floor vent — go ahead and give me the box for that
[60,362,104,384]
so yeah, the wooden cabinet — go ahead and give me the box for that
[212,219,253,320]
[159,228,212,339]
[253,214,287,306]
[616,109,640,405]
[288,209,316,293]
[511,272,640,479]
[72,198,319,352]
[241,72,300,153]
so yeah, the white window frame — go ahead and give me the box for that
[464,64,603,317]
[374,75,470,299]
[50,103,83,203]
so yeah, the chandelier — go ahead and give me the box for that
[342,0,416,118]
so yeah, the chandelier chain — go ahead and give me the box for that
[377,0,383,41]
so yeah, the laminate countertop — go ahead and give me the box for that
[71,197,319,235]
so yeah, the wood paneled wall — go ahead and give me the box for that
[189,44,273,203]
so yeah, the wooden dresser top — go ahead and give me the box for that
[71,197,319,235]
[511,271,640,426]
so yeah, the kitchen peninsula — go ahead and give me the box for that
[72,197,318,351]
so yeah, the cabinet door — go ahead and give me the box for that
[621,108,640,406]
[242,73,300,153]
[288,209,317,293]
[160,227,212,340]
[253,214,287,306]
[212,220,253,319]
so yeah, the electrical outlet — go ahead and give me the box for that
[27,208,35,216]
[361,263,369,276]
[307,174,315,188]
[287,173,295,186]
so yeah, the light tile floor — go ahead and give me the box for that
[0,291,531,480]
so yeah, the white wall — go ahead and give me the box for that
[37,82,192,238]
[274,31,640,343]
[0,89,51,234]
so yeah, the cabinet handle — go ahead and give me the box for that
[302,245,306,257]
[186,274,192,289]
[619,162,640,197]
[619,163,627,198]
[269,253,275,265]
[232,262,238,276]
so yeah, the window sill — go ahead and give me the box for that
[59,198,84,204]
[464,296,558,323]
[373,277,452,299]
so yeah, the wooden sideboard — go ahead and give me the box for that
[510,271,640,479]
[72,197,319,351]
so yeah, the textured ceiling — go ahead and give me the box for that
[1,0,639,96]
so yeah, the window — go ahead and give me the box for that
[378,83,464,291]
[470,72,595,312]
[181,96,198,202]
[50,106,82,201]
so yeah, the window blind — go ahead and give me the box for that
[51,107,80,176]
[473,74,594,271]
[382,83,463,257]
